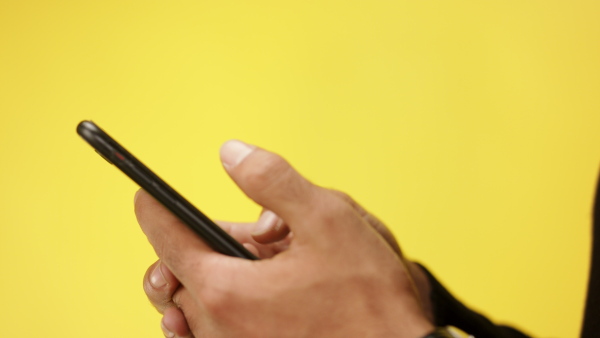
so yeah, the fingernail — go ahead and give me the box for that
[150,262,168,288]
[160,319,175,338]
[220,140,255,170]
[134,189,141,204]
[253,210,282,236]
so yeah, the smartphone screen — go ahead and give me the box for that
[77,120,258,260]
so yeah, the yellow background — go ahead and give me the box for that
[1,1,599,337]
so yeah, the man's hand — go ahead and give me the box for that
[142,219,293,338]
[136,140,434,338]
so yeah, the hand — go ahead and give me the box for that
[143,219,293,338]
[136,140,434,338]
[144,216,434,338]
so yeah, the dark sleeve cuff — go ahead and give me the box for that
[417,263,531,338]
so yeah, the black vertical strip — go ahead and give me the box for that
[581,173,600,338]
[419,264,530,337]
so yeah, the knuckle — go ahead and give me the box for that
[314,193,355,226]
[172,289,183,309]
[198,263,236,317]
[143,278,172,309]
[328,188,367,216]
[143,284,171,312]
[329,189,351,201]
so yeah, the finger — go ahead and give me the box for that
[242,242,260,257]
[214,220,256,244]
[135,189,221,284]
[216,219,291,258]
[220,140,353,238]
[162,307,194,338]
[143,260,181,314]
[251,210,290,243]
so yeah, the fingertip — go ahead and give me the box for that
[252,211,290,244]
[220,140,256,170]
[160,317,175,338]
[162,307,193,338]
[149,261,168,288]
[133,189,143,215]
[150,260,178,289]
[252,210,280,236]
[134,188,152,207]
[133,189,154,222]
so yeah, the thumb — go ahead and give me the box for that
[220,140,332,238]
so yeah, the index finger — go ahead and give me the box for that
[134,189,221,283]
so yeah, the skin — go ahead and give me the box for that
[136,140,434,338]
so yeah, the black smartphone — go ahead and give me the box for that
[77,120,258,260]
